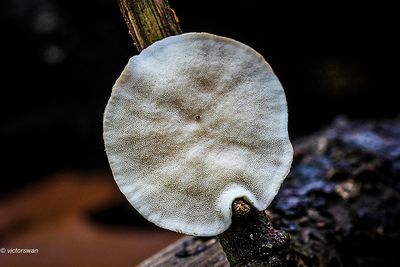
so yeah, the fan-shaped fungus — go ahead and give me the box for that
[103,33,293,236]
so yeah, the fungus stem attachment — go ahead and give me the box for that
[232,198,251,217]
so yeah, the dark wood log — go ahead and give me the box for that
[138,117,400,266]
[137,210,290,267]
[138,237,229,267]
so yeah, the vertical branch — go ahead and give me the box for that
[117,1,291,265]
[118,0,182,52]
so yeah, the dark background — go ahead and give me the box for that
[1,0,398,193]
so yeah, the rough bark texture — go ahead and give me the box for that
[118,0,181,52]
[138,236,228,267]
[218,208,290,266]
[138,117,400,266]
[270,117,400,266]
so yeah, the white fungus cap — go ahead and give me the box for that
[103,32,293,236]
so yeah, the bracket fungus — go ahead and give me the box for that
[103,33,293,236]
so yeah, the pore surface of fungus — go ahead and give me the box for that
[104,33,293,236]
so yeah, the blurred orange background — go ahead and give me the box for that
[0,171,181,267]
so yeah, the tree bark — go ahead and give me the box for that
[217,207,290,266]
[118,0,182,52]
